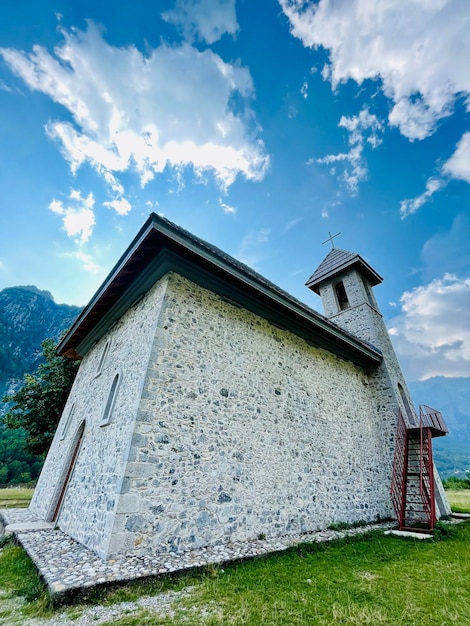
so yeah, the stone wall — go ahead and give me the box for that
[30,277,169,558]
[319,268,417,423]
[107,273,395,558]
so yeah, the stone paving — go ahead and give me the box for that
[1,508,395,602]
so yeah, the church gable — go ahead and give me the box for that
[30,276,170,557]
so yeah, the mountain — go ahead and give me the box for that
[0,285,81,386]
[408,377,470,478]
[0,286,82,484]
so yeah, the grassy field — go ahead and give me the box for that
[446,489,470,513]
[0,487,469,625]
[0,522,469,625]
[0,487,34,509]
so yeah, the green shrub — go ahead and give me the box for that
[442,474,470,490]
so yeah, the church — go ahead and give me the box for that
[29,214,450,559]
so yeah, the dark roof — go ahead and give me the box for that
[57,214,382,369]
[306,247,383,294]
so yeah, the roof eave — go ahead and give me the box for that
[306,258,383,295]
[58,214,383,369]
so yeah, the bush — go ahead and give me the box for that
[442,475,470,490]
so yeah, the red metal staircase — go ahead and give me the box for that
[391,405,448,531]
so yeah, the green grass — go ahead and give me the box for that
[164,525,470,626]
[446,489,470,513]
[0,539,52,619]
[0,487,34,509]
[1,523,470,625]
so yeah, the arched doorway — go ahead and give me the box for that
[49,421,85,523]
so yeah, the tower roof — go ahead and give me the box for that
[306,247,383,295]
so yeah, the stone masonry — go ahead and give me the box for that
[35,270,396,560]
[30,278,169,557]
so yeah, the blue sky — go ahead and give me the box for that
[0,0,469,381]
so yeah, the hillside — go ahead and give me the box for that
[0,286,81,483]
[0,286,81,385]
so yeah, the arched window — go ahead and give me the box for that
[362,278,375,308]
[95,339,111,377]
[335,281,350,311]
[60,402,76,440]
[100,372,120,426]
[398,383,415,424]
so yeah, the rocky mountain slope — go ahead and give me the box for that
[0,286,81,401]
[0,286,82,483]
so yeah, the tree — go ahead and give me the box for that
[0,426,43,484]
[2,338,79,456]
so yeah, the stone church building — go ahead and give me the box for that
[30,214,450,559]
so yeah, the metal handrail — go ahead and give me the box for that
[391,406,443,530]
[391,410,408,527]
[419,405,448,434]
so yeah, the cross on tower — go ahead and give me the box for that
[322,231,341,249]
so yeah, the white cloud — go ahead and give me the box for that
[0,22,268,195]
[280,1,470,213]
[400,131,470,217]
[400,177,445,219]
[317,108,383,194]
[442,131,470,183]
[103,198,132,216]
[49,189,95,245]
[146,200,160,211]
[389,274,470,380]
[0,79,14,93]
[388,96,443,142]
[162,0,238,44]
[63,250,102,274]
[218,198,237,214]
[0,260,4,271]
[279,0,470,141]
[300,81,308,99]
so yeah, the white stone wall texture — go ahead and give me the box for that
[318,268,450,517]
[30,278,169,558]
[32,269,409,560]
[107,273,396,558]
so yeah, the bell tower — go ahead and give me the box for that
[306,246,417,425]
[306,245,451,522]
[306,247,382,327]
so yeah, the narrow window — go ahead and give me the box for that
[398,383,415,424]
[100,372,120,426]
[362,278,375,308]
[335,281,350,311]
[95,339,111,377]
[60,402,76,440]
